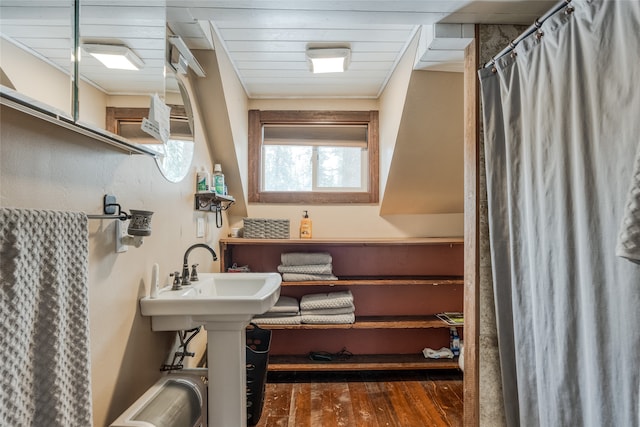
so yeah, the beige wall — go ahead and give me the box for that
[231,87,464,237]
[78,79,109,129]
[1,38,72,116]
[378,30,417,197]
[380,70,464,215]
[211,24,251,203]
[0,72,224,425]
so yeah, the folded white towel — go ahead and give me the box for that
[300,290,354,310]
[282,273,338,282]
[277,263,334,275]
[301,313,355,324]
[281,252,333,266]
[266,296,300,314]
[301,304,354,316]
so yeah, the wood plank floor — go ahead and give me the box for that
[252,370,463,427]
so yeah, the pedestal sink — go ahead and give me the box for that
[140,272,281,427]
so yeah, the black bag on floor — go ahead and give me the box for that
[246,323,271,426]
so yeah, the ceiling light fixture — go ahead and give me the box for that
[306,47,351,74]
[83,44,144,70]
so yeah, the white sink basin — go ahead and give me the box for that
[140,272,281,331]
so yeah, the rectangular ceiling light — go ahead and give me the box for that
[306,48,351,74]
[83,44,144,70]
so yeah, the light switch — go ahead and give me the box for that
[196,217,205,238]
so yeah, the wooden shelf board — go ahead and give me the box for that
[268,354,461,371]
[220,237,463,246]
[280,277,464,287]
[256,315,462,330]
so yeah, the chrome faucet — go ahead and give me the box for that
[181,243,217,287]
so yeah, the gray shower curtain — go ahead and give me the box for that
[479,1,640,426]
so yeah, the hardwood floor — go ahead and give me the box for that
[252,370,463,427]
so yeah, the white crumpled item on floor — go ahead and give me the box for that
[422,347,454,359]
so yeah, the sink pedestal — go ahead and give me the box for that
[139,272,282,427]
[205,319,250,427]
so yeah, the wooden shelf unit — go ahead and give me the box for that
[219,237,464,371]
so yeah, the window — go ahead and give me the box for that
[248,110,379,203]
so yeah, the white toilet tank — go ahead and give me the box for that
[110,373,207,427]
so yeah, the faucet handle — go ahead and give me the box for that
[190,264,199,282]
[170,271,182,290]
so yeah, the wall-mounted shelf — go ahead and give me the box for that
[194,192,235,212]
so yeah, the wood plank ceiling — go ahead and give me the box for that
[1,1,556,99]
[172,1,556,99]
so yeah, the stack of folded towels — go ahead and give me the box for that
[277,252,338,281]
[252,295,301,325]
[252,290,356,325]
[300,290,355,324]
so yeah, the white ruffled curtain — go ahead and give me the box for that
[479,1,640,426]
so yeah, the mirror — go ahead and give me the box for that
[0,0,168,156]
[107,71,194,182]
[0,0,74,118]
[77,0,165,134]
[151,72,195,182]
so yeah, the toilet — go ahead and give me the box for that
[110,373,207,427]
